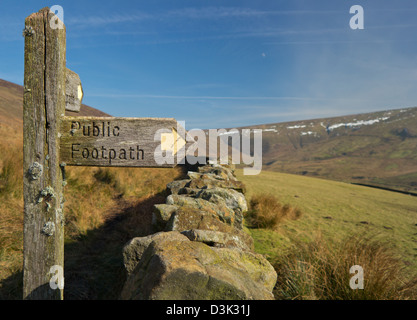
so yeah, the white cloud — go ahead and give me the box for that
[67,12,152,27]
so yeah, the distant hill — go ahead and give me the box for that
[0,78,111,129]
[230,107,417,193]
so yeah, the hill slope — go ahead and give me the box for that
[0,78,110,127]
[230,107,417,193]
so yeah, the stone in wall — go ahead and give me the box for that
[120,231,276,300]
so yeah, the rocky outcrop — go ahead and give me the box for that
[120,163,277,300]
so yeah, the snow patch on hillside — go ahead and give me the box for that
[287,125,306,129]
[301,131,315,136]
[327,117,390,131]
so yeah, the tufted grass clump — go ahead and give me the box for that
[273,234,417,300]
[245,194,302,229]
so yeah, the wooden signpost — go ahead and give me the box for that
[23,8,184,299]
[60,117,179,167]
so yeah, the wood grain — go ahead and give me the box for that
[23,7,66,300]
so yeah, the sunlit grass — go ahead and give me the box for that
[274,234,417,300]
[236,169,417,289]
[245,194,302,229]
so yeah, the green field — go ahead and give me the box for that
[236,169,417,272]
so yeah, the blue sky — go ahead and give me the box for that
[1,0,417,129]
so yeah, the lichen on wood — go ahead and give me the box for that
[28,162,43,180]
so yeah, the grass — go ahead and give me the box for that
[0,137,22,198]
[0,134,24,298]
[274,234,417,300]
[245,194,302,229]
[64,166,183,238]
[236,169,417,299]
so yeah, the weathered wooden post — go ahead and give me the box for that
[23,7,66,299]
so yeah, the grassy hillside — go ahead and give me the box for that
[0,79,110,123]
[236,169,417,275]
[0,79,23,126]
[233,107,417,193]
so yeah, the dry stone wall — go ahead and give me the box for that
[120,163,277,300]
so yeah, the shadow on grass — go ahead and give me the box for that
[62,165,189,299]
[63,191,168,300]
[0,270,23,300]
[0,191,167,300]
